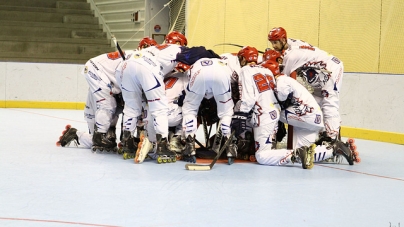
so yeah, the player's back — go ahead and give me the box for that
[282,46,333,76]
[143,44,182,76]
[239,65,280,122]
[91,51,125,76]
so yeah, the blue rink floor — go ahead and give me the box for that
[0,108,403,227]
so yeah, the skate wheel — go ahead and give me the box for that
[157,156,163,164]
[353,151,359,157]
[56,141,61,147]
[355,157,361,163]
[350,145,357,151]
[249,155,256,162]
[167,158,172,163]
[242,154,249,160]
[172,157,177,162]
[65,124,71,130]
[347,138,355,144]
[163,158,167,163]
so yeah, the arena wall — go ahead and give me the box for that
[0,62,403,144]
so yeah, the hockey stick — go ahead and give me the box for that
[112,36,126,60]
[185,131,235,171]
[213,43,265,54]
[201,116,210,147]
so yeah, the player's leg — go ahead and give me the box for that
[254,123,315,169]
[120,62,147,159]
[181,90,205,163]
[211,71,236,164]
[82,64,117,152]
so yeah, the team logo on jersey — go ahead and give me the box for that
[314,114,322,124]
[331,57,341,64]
[133,52,142,59]
[200,60,213,66]
[305,68,319,84]
[321,90,329,97]
[84,66,88,73]
[269,110,277,120]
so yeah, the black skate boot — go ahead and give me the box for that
[182,135,196,163]
[56,125,80,147]
[106,126,118,152]
[236,131,255,162]
[332,140,355,165]
[169,135,184,156]
[92,130,118,152]
[119,130,138,159]
[291,144,316,169]
[155,134,177,164]
[224,136,238,165]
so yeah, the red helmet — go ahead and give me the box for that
[260,60,280,76]
[268,27,287,41]
[138,37,158,49]
[237,46,258,63]
[263,49,282,62]
[165,31,187,46]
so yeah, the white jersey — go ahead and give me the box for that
[275,75,321,118]
[220,53,241,83]
[142,44,183,76]
[286,38,312,48]
[283,45,333,76]
[238,64,280,126]
[89,51,127,90]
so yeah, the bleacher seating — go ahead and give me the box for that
[0,0,115,64]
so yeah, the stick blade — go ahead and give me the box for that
[185,163,212,171]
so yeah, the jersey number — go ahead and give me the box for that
[253,73,275,93]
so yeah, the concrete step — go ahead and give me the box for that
[0,10,99,24]
[1,20,101,30]
[0,40,114,55]
[0,24,106,39]
[0,51,95,64]
[56,1,91,10]
[0,5,93,15]
[0,0,87,8]
[63,14,99,25]
[0,35,110,45]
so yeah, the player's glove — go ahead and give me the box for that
[276,121,287,142]
[113,93,124,116]
[231,112,249,137]
[176,90,186,107]
[278,92,294,110]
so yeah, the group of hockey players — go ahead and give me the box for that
[56,27,360,169]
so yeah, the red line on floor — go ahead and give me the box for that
[0,217,120,227]
[317,164,404,182]
[7,108,86,123]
